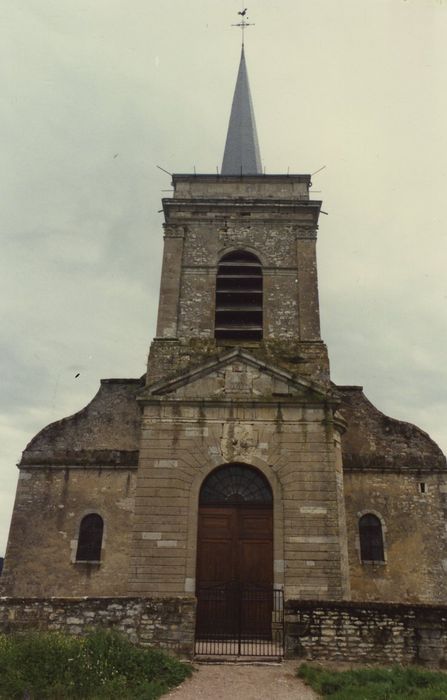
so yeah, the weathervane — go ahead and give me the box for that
[231,7,254,46]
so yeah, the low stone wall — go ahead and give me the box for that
[2,596,447,665]
[0,597,196,657]
[285,600,447,666]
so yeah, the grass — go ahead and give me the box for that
[0,629,192,699]
[297,663,447,700]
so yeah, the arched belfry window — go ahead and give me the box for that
[215,250,263,341]
[200,464,272,505]
[75,513,104,562]
[359,513,385,562]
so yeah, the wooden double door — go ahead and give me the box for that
[196,505,273,638]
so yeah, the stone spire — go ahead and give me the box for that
[221,46,262,175]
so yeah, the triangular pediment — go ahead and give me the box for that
[140,348,329,402]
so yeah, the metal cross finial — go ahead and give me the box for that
[231,7,254,46]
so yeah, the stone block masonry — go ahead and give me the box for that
[130,394,350,601]
[0,597,196,658]
[285,600,447,666]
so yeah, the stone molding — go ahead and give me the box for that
[20,450,139,468]
[294,227,317,240]
[163,224,186,239]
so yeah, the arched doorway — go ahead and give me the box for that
[196,464,281,656]
[197,463,273,589]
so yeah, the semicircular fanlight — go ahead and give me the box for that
[200,464,272,505]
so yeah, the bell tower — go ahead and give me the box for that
[129,45,350,604]
[149,46,327,387]
[151,172,325,378]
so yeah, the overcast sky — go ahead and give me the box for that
[1,0,446,556]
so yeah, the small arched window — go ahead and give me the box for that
[215,250,263,341]
[75,514,104,562]
[359,513,385,562]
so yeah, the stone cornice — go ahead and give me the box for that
[19,449,140,468]
[343,463,447,474]
[172,173,312,183]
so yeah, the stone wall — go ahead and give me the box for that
[20,378,143,468]
[2,596,447,666]
[0,597,196,657]
[285,599,447,666]
[338,385,446,471]
[344,471,447,603]
[171,174,311,200]
[147,338,330,387]
[2,468,137,597]
[175,220,304,341]
[2,377,143,598]
[337,385,447,604]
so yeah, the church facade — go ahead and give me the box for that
[2,46,447,649]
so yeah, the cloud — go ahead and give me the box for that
[1,0,446,555]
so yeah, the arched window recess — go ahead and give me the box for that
[215,250,263,342]
[358,513,385,563]
[75,513,104,562]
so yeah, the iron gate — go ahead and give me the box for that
[195,582,284,657]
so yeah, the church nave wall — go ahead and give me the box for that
[344,470,447,604]
[1,467,136,597]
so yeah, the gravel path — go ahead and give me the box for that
[165,661,319,700]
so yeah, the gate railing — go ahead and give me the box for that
[195,582,284,657]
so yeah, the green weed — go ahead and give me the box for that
[297,663,447,699]
[0,629,192,699]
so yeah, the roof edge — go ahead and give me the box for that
[172,173,312,183]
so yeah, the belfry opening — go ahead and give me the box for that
[215,251,263,342]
